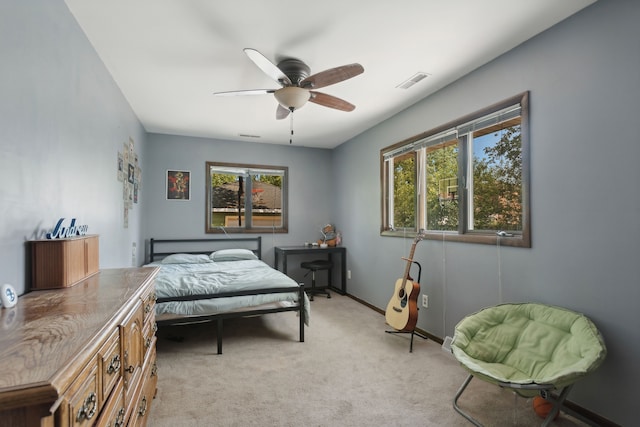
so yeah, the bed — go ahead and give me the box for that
[146,237,309,354]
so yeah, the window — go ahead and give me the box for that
[206,162,288,234]
[381,92,530,247]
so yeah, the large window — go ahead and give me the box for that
[381,92,530,247]
[206,162,288,233]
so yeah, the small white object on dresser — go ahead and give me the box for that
[0,284,17,308]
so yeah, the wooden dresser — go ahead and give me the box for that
[0,267,159,427]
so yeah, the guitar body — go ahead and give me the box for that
[385,277,420,332]
[385,230,426,333]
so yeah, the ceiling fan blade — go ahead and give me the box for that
[213,89,275,96]
[309,91,356,112]
[244,48,292,86]
[276,104,290,120]
[300,64,364,90]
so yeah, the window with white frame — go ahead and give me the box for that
[381,92,530,247]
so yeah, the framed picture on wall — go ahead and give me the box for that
[166,170,190,200]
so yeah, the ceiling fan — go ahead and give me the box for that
[213,48,364,120]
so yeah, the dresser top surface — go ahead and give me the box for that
[0,267,158,395]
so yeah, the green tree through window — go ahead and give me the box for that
[472,125,522,231]
[393,153,416,229]
[426,141,458,231]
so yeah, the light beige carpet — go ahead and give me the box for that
[147,295,591,427]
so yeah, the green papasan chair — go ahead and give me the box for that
[450,303,607,426]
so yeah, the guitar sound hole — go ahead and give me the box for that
[400,295,407,308]
[398,289,406,299]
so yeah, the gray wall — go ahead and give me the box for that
[1,0,637,424]
[142,133,334,271]
[333,1,638,424]
[0,1,147,296]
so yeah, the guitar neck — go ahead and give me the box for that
[401,238,419,285]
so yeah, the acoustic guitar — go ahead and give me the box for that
[385,231,426,332]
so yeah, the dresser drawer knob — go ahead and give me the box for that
[138,396,148,417]
[107,354,121,374]
[76,391,97,422]
[107,407,125,427]
[125,364,135,374]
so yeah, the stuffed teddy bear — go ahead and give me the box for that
[318,224,339,246]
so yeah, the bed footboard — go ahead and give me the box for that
[155,283,306,354]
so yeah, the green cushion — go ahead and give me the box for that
[451,303,606,391]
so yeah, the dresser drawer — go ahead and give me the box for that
[142,320,157,358]
[121,300,144,398]
[128,343,157,427]
[99,328,122,403]
[59,359,100,427]
[95,379,125,427]
[141,286,156,325]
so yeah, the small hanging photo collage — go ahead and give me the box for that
[117,137,141,228]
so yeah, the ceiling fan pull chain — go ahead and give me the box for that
[289,108,294,144]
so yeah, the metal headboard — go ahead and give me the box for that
[148,236,262,263]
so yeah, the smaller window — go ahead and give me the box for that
[206,162,288,234]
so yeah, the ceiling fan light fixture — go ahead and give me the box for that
[274,86,310,110]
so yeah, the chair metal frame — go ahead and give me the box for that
[452,374,599,426]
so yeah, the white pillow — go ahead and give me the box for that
[210,249,259,262]
[161,253,212,264]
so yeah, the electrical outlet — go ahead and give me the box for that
[422,294,429,308]
[347,270,351,279]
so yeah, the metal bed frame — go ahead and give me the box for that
[148,237,305,354]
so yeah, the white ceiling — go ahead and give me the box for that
[64,1,595,149]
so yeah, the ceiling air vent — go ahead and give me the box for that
[396,72,430,89]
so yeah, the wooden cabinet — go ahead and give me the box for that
[0,267,159,427]
[31,235,100,290]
